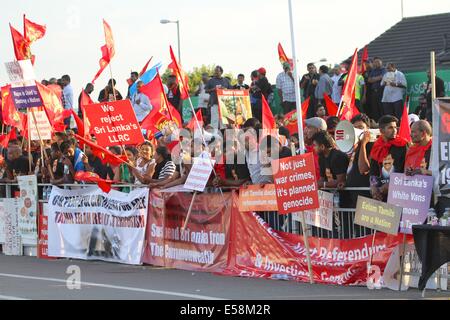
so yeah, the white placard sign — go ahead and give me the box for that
[293,191,334,231]
[3,198,22,256]
[29,110,52,141]
[5,59,36,85]
[184,156,215,192]
[17,175,38,245]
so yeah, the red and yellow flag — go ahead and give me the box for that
[10,24,34,64]
[278,43,294,69]
[23,14,46,44]
[168,46,190,100]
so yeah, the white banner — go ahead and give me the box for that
[3,198,22,256]
[293,191,334,231]
[48,187,149,265]
[17,175,38,245]
[5,60,35,84]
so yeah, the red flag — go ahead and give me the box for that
[398,102,412,143]
[139,57,153,77]
[140,74,182,138]
[323,94,338,117]
[92,20,115,84]
[74,171,115,193]
[74,134,128,167]
[339,49,359,117]
[278,43,294,69]
[10,24,35,64]
[283,97,310,135]
[360,46,369,74]
[186,109,204,132]
[140,111,172,140]
[168,46,190,100]
[262,95,276,130]
[36,82,70,131]
[340,95,360,121]
[79,90,94,117]
[23,15,46,44]
[10,128,18,141]
[0,130,14,148]
[1,85,24,132]
[71,109,87,141]
[155,73,182,126]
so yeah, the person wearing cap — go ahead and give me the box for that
[304,117,327,179]
[276,62,297,114]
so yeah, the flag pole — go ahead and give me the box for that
[27,109,32,174]
[108,61,130,160]
[30,108,54,180]
[288,0,314,284]
[288,0,305,153]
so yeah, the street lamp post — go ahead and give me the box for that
[160,19,181,63]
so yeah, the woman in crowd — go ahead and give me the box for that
[113,147,138,191]
[131,141,156,185]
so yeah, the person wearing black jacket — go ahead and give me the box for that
[426,70,445,123]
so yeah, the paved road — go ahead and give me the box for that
[0,255,448,300]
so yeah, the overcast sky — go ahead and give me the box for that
[1,0,450,99]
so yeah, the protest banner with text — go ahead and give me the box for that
[238,184,278,212]
[272,153,319,214]
[48,187,149,265]
[355,197,402,235]
[387,173,433,234]
[84,100,144,147]
[432,98,450,197]
[143,191,231,272]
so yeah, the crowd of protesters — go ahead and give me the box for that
[0,57,444,216]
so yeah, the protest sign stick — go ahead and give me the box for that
[398,233,407,291]
[182,191,197,231]
[367,230,377,281]
[30,108,54,180]
[27,109,32,173]
[299,212,314,284]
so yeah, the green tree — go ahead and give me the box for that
[162,64,236,95]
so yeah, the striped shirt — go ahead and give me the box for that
[153,160,176,180]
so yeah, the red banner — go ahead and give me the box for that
[272,153,319,214]
[84,100,144,147]
[218,193,412,285]
[142,191,231,272]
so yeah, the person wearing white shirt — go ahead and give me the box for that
[331,66,343,104]
[381,63,407,120]
[132,81,153,122]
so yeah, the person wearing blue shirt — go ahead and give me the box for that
[61,75,74,127]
